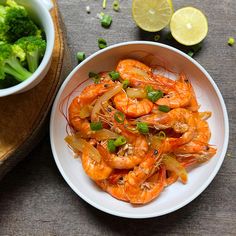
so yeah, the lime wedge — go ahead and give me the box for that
[170,7,208,46]
[132,0,173,32]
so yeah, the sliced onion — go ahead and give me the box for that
[92,129,119,140]
[91,83,123,122]
[126,88,146,99]
[199,111,212,120]
[79,105,93,119]
[75,129,119,140]
[65,135,101,162]
[162,154,188,184]
[149,135,164,150]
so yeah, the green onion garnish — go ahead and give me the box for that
[122,80,130,89]
[187,51,194,57]
[114,136,126,147]
[90,121,103,131]
[145,85,154,93]
[154,34,160,41]
[109,71,120,81]
[98,38,107,49]
[89,72,101,84]
[228,37,235,46]
[101,14,112,28]
[102,0,107,9]
[112,0,120,11]
[136,122,149,134]
[158,131,166,140]
[158,105,170,113]
[147,90,163,102]
[76,52,85,63]
[107,139,116,152]
[114,111,125,123]
[145,85,163,102]
[187,43,202,57]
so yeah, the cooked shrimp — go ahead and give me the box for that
[165,171,178,186]
[98,135,148,169]
[98,105,149,169]
[138,108,196,152]
[153,74,193,108]
[113,90,153,117]
[117,60,193,109]
[185,83,200,112]
[81,145,113,181]
[68,79,114,134]
[116,59,156,87]
[174,112,213,154]
[177,146,217,167]
[125,164,166,204]
[124,150,166,204]
[96,180,128,201]
[96,170,129,201]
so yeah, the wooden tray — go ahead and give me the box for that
[0,0,72,179]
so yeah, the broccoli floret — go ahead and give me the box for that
[0,6,8,41]
[0,42,32,82]
[0,0,39,43]
[15,36,46,73]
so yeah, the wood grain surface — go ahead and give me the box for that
[0,0,235,235]
[0,0,72,179]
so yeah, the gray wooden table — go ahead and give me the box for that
[1,0,236,235]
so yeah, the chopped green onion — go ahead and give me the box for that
[147,90,163,102]
[98,12,105,20]
[228,37,235,46]
[107,139,116,152]
[187,51,194,57]
[98,38,107,49]
[187,43,202,57]
[114,136,126,147]
[122,80,130,89]
[89,72,101,84]
[137,122,149,134]
[158,131,166,140]
[101,14,112,28]
[145,85,154,93]
[145,85,163,102]
[102,0,107,9]
[158,105,170,113]
[114,111,125,123]
[109,71,120,81]
[90,121,103,131]
[154,34,160,41]
[112,0,120,11]
[76,52,85,63]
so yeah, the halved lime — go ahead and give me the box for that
[170,7,208,46]
[132,0,173,32]
[167,0,174,13]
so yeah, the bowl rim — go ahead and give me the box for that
[50,41,229,219]
[0,0,55,97]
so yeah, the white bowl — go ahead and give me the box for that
[50,41,229,218]
[0,0,55,97]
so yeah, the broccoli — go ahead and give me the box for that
[15,36,46,73]
[0,42,32,82]
[0,0,39,43]
[0,6,7,41]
